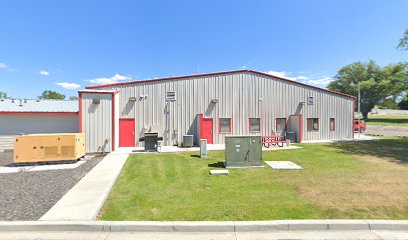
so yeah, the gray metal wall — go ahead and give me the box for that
[99,72,353,146]
[81,93,113,152]
[0,115,78,135]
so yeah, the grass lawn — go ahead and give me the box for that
[366,115,408,127]
[100,138,408,221]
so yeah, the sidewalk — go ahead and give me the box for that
[40,153,129,221]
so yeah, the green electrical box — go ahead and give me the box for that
[224,135,263,168]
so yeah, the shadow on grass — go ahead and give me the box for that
[208,161,225,168]
[331,138,408,164]
[190,154,200,158]
[368,117,408,125]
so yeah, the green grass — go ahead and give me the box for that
[100,138,408,221]
[366,115,408,126]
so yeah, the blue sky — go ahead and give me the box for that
[0,0,407,99]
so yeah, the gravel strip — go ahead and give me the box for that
[366,125,408,137]
[0,150,104,221]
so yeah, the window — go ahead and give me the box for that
[219,118,232,133]
[249,118,261,132]
[307,118,319,131]
[329,118,335,131]
[166,91,176,101]
[276,118,287,135]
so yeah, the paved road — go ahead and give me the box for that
[366,125,408,137]
[1,230,408,240]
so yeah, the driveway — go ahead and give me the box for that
[0,150,104,221]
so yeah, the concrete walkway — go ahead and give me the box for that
[40,153,129,221]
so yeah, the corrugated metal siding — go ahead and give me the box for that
[81,93,112,152]
[0,115,78,135]
[99,72,353,146]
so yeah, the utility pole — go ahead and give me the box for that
[358,82,361,139]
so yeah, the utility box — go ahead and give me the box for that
[200,139,207,158]
[13,133,85,164]
[224,135,263,168]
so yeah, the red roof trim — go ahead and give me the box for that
[0,111,78,115]
[85,69,355,99]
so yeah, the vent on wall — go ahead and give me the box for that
[166,91,176,101]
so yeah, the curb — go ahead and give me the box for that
[0,220,408,232]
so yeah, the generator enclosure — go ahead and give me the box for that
[224,135,263,168]
[13,133,85,163]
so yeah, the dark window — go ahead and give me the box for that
[276,118,286,135]
[329,118,335,131]
[307,118,319,131]
[219,118,231,133]
[249,118,261,132]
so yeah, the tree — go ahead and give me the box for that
[398,28,408,50]
[69,96,78,101]
[398,94,408,110]
[328,60,408,119]
[39,90,65,100]
[0,91,8,99]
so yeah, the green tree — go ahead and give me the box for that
[69,96,78,101]
[0,91,8,99]
[39,90,65,100]
[398,28,408,50]
[398,94,408,110]
[328,60,408,119]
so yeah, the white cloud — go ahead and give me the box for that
[39,70,49,76]
[304,77,332,86]
[265,69,333,87]
[0,63,7,69]
[264,70,292,79]
[55,82,81,90]
[88,74,132,85]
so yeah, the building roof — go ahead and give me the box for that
[85,69,355,99]
[0,99,78,113]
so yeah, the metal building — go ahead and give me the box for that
[0,99,78,135]
[80,70,354,152]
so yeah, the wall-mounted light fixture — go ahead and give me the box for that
[92,99,100,104]
[211,99,219,103]
[129,97,137,101]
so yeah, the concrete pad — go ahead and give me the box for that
[0,160,85,174]
[210,170,229,175]
[264,161,303,170]
[40,153,129,221]
[372,230,408,239]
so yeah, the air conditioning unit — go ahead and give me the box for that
[183,135,194,147]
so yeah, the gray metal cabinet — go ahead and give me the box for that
[224,135,263,168]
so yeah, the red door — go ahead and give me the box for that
[119,119,135,147]
[201,117,213,144]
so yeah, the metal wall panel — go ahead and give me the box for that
[99,72,353,146]
[0,115,78,135]
[81,93,112,152]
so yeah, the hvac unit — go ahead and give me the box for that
[224,135,263,168]
[13,133,85,164]
[183,135,194,147]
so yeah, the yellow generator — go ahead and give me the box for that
[13,133,85,163]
